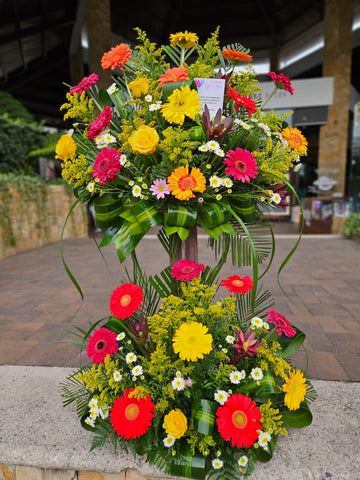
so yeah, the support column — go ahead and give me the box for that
[318,0,354,196]
[85,0,112,89]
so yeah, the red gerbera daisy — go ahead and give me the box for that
[70,73,99,95]
[223,148,258,183]
[110,283,144,319]
[226,87,257,116]
[221,275,253,293]
[87,106,113,140]
[86,327,118,363]
[101,43,132,70]
[267,71,294,95]
[171,259,205,281]
[222,49,253,65]
[110,388,155,439]
[92,148,122,185]
[266,308,296,337]
[216,393,262,448]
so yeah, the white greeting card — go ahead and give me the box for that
[195,78,225,119]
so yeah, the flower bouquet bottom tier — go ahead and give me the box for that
[62,264,315,479]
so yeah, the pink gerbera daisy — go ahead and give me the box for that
[171,260,205,281]
[266,309,296,337]
[70,73,99,95]
[92,148,122,185]
[224,148,258,183]
[267,72,294,95]
[86,327,118,363]
[150,179,170,199]
[87,106,113,140]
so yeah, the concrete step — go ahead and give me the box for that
[0,365,359,480]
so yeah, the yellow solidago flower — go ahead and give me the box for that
[168,165,206,201]
[128,78,150,98]
[55,134,77,160]
[172,321,212,361]
[282,369,307,410]
[170,31,199,49]
[161,85,201,125]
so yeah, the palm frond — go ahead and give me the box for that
[59,370,91,418]
[90,418,115,452]
[235,285,274,325]
[157,227,180,264]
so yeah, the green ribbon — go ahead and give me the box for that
[190,398,217,435]
[164,204,197,241]
[230,197,256,223]
[197,202,236,240]
[170,445,206,480]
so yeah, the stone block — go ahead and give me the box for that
[78,472,125,480]
[125,470,168,480]
[43,469,77,480]
[0,464,15,480]
[15,466,42,480]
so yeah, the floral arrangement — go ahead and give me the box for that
[59,28,314,480]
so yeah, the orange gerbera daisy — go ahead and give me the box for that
[159,66,189,88]
[168,165,206,201]
[222,49,253,65]
[101,44,132,70]
[281,127,308,156]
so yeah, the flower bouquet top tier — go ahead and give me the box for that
[57,28,307,262]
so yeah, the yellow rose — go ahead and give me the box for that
[128,125,159,155]
[163,409,188,439]
[128,78,150,98]
[55,134,77,160]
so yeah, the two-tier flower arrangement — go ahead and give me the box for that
[59,28,314,479]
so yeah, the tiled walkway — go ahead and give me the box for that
[0,232,359,381]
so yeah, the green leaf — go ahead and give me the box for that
[170,444,206,480]
[190,398,217,435]
[93,194,124,229]
[265,327,306,357]
[98,88,113,106]
[162,80,197,103]
[254,435,277,463]
[239,370,277,402]
[280,402,313,428]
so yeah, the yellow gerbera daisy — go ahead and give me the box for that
[169,31,199,49]
[282,369,307,410]
[173,321,212,362]
[281,127,308,156]
[168,165,206,201]
[161,85,201,125]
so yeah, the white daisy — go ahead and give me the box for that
[250,316,263,329]
[131,365,143,377]
[271,193,281,204]
[206,140,220,151]
[215,149,225,157]
[294,162,302,172]
[116,332,125,341]
[238,455,248,467]
[85,416,95,428]
[149,102,162,111]
[239,369,246,380]
[163,434,176,447]
[99,408,109,419]
[132,185,142,197]
[225,335,235,344]
[216,194,222,201]
[234,119,251,129]
[263,322,270,330]
[229,370,242,384]
[88,398,98,409]
[113,371,122,382]
[212,459,223,469]
[222,178,233,188]
[171,376,185,391]
[126,352,137,364]
[67,128,74,137]
[214,390,229,405]
[107,83,118,95]
[103,133,116,144]
[250,367,263,381]
[198,144,209,152]
[209,175,222,188]
[119,154,127,166]
[87,182,95,193]
[258,122,272,136]
[89,408,99,419]
[145,94,153,102]
[258,431,271,447]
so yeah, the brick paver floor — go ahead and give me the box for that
[0,232,359,381]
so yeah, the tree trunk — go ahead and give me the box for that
[185,224,198,263]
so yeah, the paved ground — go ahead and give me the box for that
[0,230,360,381]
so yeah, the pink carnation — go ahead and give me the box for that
[87,106,113,140]
[171,260,205,281]
[267,72,294,95]
[224,148,258,183]
[93,148,122,185]
[70,73,99,95]
[266,309,296,337]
